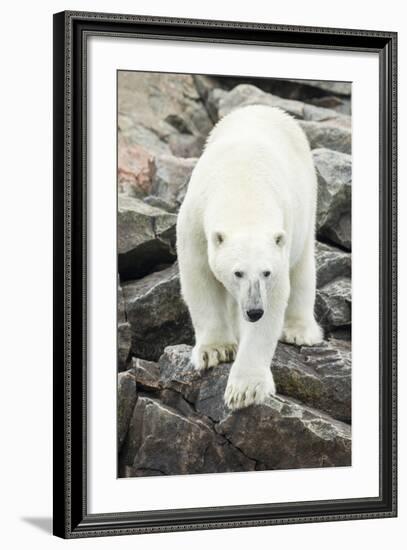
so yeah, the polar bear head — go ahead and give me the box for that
[208,230,287,322]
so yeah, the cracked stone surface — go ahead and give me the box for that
[314,148,352,250]
[120,392,255,475]
[118,195,177,280]
[151,154,197,207]
[118,344,351,475]
[122,264,194,361]
[215,84,350,128]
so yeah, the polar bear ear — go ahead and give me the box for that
[212,231,225,246]
[274,231,286,247]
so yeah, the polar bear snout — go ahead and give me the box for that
[246,308,264,322]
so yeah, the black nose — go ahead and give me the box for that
[247,309,264,322]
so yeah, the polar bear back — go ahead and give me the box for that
[179,105,318,267]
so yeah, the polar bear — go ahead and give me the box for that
[176,104,323,410]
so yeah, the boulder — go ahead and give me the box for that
[193,75,351,115]
[272,340,351,423]
[119,340,351,475]
[151,154,197,206]
[289,79,351,97]
[216,395,351,470]
[158,342,351,424]
[156,345,351,470]
[316,278,352,331]
[313,148,352,249]
[122,264,194,361]
[315,241,351,288]
[117,368,137,449]
[167,133,206,158]
[121,393,255,475]
[118,195,177,280]
[118,71,213,157]
[118,280,131,371]
[216,84,350,127]
[118,138,155,197]
[131,357,162,391]
[301,121,351,154]
[143,195,178,213]
[158,344,230,422]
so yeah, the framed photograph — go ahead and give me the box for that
[53,11,397,538]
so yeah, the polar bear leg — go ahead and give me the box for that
[224,287,288,410]
[281,238,323,346]
[179,240,237,371]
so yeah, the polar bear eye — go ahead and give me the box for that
[234,271,244,278]
[263,271,271,277]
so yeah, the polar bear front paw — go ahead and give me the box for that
[224,371,276,410]
[281,319,323,346]
[192,343,237,371]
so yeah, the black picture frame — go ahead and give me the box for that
[53,10,397,539]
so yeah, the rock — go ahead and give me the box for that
[118,138,155,197]
[122,264,194,361]
[159,342,351,423]
[316,278,352,331]
[118,280,131,371]
[216,84,349,127]
[301,121,352,154]
[272,340,351,423]
[289,79,351,97]
[131,357,162,391]
[117,369,137,449]
[143,195,178,213]
[216,395,351,469]
[151,155,197,206]
[206,88,228,120]
[121,393,255,475]
[118,71,213,157]
[120,342,352,475]
[315,242,351,288]
[193,74,351,114]
[158,344,230,422]
[167,133,206,158]
[313,148,352,249]
[118,195,177,280]
[118,323,132,372]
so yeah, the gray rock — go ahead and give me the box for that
[159,342,351,423]
[313,148,352,249]
[143,195,178,213]
[217,84,349,127]
[316,278,352,331]
[272,340,351,423]
[131,357,162,391]
[118,322,132,372]
[118,71,213,156]
[158,344,230,422]
[117,369,137,449]
[167,133,206,158]
[206,88,228,120]
[315,241,351,288]
[151,155,197,206]
[118,280,131,371]
[289,79,351,97]
[193,74,351,115]
[301,121,352,154]
[118,195,177,280]
[216,395,351,470]
[120,342,352,475]
[122,264,194,361]
[122,393,255,475]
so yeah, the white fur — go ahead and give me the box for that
[176,105,323,410]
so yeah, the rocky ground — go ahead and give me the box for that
[117,72,352,477]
